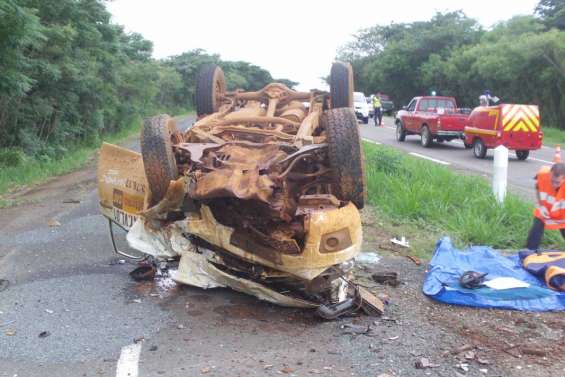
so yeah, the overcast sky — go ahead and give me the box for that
[107,0,539,91]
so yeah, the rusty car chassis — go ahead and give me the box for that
[97,62,380,318]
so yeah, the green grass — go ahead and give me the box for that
[363,142,565,255]
[0,117,143,203]
[541,127,565,147]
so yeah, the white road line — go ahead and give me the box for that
[408,152,451,165]
[362,138,381,145]
[526,157,553,164]
[116,342,142,377]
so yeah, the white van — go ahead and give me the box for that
[354,92,371,124]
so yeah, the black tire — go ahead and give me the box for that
[195,64,226,116]
[516,150,530,161]
[322,108,366,209]
[363,116,369,124]
[464,142,473,149]
[141,115,178,206]
[473,138,487,159]
[396,122,406,142]
[420,125,432,148]
[329,62,353,108]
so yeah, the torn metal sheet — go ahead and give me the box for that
[126,219,189,259]
[172,251,318,308]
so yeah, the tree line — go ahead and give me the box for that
[339,0,565,129]
[0,0,297,165]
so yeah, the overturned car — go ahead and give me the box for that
[97,62,379,318]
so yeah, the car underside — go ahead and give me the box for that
[97,62,382,318]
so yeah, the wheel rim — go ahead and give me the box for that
[422,129,429,145]
[474,142,482,156]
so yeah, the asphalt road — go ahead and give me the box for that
[360,116,557,201]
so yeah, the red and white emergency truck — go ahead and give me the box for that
[464,104,543,160]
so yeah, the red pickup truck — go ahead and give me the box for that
[395,96,469,148]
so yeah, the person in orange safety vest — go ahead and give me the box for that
[526,163,565,250]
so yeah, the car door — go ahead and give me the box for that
[403,99,418,131]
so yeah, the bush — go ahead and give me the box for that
[0,148,26,167]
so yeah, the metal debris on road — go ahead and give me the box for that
[372,271,399,287]
[340,323,371,335]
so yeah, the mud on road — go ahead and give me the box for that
[0,117,563,377]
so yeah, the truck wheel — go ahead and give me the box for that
[396,122,406,142]
[322,107,366,209]
[516,150,530,161]
[195,64,226,116]
[329,62,353,108]
[141,115,178,206]
[420,125,432,148]
[473,138,487,159]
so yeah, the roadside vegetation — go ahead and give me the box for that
[0,117,145,205]
[340,0,565,132]
[363,142,565,255]
[0,0,296,196]
[541,127,565,147]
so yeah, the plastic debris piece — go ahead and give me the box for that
[355,252,381,265]
[390,236,410,248]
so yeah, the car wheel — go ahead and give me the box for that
[420,125,432,148]
[473,138,487,159]
[516,150,530,161]
[141,115,178,206]
[329,62,353,108]
[396,122,406,142]
[363,116,369,124]
[322,108,366,209]
[195,64,226,116]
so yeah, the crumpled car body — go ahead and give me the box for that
[97,62,379,318]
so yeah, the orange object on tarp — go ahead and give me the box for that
[520,251,565,291]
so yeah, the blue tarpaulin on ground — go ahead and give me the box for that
[423,237,565,311]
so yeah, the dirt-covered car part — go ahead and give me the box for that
[97,62,377,318]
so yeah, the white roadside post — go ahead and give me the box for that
[493,145,508,203]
